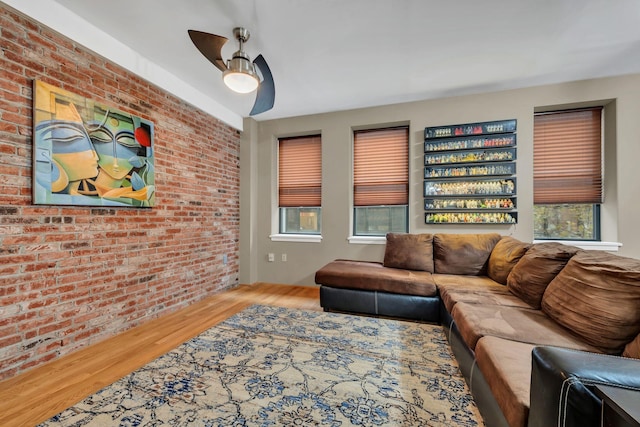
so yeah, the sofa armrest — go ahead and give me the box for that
[529,346,640,427]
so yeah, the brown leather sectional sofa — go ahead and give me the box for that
[315,233,640,427]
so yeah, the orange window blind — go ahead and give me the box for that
[534,108,602,204]
[278,135,321,207]
[354,127,409,206]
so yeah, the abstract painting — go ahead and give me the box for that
[33,80,155,207]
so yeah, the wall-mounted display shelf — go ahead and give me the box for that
[425,212,517,224]
[424,197,516,210]
[424,119,517,224]
[424,162,516,179]
[424,178,516,197]
[424,133,516,152]
[424,119,516,139]
[424,147,516,166]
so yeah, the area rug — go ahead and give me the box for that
[40,305,483,426]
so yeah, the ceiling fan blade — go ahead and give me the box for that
[188,30,228,72]
[250,54,275,116]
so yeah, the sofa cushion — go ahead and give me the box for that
[433,233,501,275]
[487,236,531,285]
[506,242,580,309]
[433,273,503,289]
[475,336,535,427]
[383,233,434,272]
[451,302,602,352]
[433,274,534,312]
[541,250,640,354]
[442,288,534,313]
[315,260,437,297]
[623,333,640,359]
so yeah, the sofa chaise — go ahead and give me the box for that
[315,233,640,427]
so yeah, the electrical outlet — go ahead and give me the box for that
[281,253,287,262]
[222,254,228,265]
[268,253,275,262]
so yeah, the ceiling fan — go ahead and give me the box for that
[188,27,275,116]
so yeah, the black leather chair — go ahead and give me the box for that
[529,346,640,427]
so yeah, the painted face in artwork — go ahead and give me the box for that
[49,122,100,181]
[35,119,99,192]
[35,100,100,192]
[87,110,144,180]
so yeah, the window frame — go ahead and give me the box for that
[277,134,322,236]
[533,107,603,241]
[352,126,409,238]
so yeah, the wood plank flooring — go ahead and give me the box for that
[0,283,321,427]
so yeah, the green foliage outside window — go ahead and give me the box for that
[533,204,598,241]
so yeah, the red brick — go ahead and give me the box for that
[0,2,239,381]
[0,334,22,348]
[38,319,72,336]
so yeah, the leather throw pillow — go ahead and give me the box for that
[383,233,434,272]
[487,236,531,285]
[433,233,501,275]
[541,250,640,354]
[507,242,580,308]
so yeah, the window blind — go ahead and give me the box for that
[534,108,602,204]
[278,135,321,207]
[354,127,409,206]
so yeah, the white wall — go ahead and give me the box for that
[240,73,640,285]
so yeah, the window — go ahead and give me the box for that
[353,126,409,236]
[533,108,602,240]
[278,135,321,234]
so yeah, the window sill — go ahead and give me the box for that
[532,240,622,252]
[270,234,322,243]
[348,236,386,245]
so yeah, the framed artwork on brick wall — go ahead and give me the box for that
[33,80,155,207]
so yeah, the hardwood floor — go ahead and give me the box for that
[0,283,321,427]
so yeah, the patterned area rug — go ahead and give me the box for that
[40,305,483,426]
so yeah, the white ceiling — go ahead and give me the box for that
[12,1,640,125]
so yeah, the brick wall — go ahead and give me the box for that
[0,5,240,380]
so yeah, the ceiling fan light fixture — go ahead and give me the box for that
[223,56,259,94]
[189,26,274,114]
